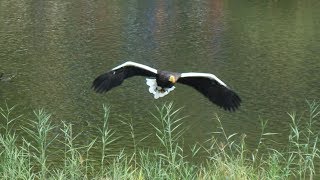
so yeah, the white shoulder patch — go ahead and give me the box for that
[180,72,227,87]
[112,61,157,74]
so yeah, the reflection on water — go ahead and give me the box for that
[1,0,320,158]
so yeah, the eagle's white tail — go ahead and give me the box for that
[146,78,175,99]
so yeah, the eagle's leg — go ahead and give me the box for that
[156,86,165,93]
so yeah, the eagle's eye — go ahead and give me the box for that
[169,75,176,83]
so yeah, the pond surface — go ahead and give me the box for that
[1,0,320,157]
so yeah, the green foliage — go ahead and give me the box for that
[0,101,319,179]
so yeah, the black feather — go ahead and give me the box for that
[177,77,241,111]
[92,66,157,93]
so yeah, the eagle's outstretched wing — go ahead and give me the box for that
[92,61,157,93]
[178,73,241,111]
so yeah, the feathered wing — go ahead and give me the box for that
[178,73,241,111]
[92,61,157,93]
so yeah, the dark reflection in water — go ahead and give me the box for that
[1,0,320,159]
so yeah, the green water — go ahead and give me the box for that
[1,0,320,156]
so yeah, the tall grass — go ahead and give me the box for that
[0,101,319,179]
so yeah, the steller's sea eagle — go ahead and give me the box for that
[92,61,241,111]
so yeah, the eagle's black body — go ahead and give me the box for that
[156,70,180,88]
[92,61,241,111]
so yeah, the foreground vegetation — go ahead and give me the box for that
[0,101,320,179]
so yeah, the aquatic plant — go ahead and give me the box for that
[0,101,319,179]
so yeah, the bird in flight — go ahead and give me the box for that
[92,61,241,111]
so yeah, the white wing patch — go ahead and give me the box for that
[180,72,227,87]
[112,61,158,74]
[146,78,175,99]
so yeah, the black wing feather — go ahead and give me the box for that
[92,66,157,93]
[177,77,241,111]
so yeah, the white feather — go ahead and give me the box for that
[146,78,175,99]
[112,61,158,74]
[180,72,227,87]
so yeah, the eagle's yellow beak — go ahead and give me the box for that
[169,75,176,83]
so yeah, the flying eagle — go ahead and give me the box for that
[92,61,241,111]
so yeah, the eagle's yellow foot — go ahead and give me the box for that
[155,87,165,93]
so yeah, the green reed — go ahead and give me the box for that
[0,101,319,179]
